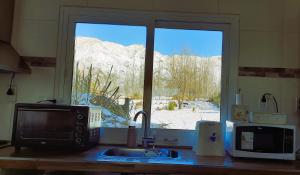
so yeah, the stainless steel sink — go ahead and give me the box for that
[102,148,179,158]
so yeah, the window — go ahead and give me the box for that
[55,7,239,146]
[151,28,222,130]
[72,23,146,128]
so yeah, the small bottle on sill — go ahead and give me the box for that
[127,125,137,148]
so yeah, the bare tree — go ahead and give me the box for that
[165,50,221,108]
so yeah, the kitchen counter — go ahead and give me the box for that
[0,146,299,175]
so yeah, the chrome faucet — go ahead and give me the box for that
[133,111,155,148]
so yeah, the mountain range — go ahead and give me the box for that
[74,36,221,79]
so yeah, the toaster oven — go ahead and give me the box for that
[12,103,101,151]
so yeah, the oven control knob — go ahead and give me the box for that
[76,114,84,120]
[75,138,82,144]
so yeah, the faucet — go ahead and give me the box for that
[133,111,155,148]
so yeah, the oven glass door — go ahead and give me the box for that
[235,126,292,153]
[18,109,75,141]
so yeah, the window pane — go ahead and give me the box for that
[151,28,222,130]
[72,23,146,128]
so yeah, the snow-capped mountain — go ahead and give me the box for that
[74,36,221,76]
[75,37,165,72]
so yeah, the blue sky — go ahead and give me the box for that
[76,23,222,57]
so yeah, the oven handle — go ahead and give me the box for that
[19,108,72,112]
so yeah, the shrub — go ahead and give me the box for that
[167,101,177,110]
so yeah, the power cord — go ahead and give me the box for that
[6,73,15,96]
[260,93,279,113]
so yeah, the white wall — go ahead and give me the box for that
[0,0,299,142]
[0,68,55,140]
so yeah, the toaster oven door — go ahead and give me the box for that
[16,108,76,145]
[235,126,294,153]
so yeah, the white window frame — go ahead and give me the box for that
[55,7,239,146]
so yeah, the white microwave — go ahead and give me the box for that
[225,121,296,160]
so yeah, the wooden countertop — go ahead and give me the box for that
[0,146,299,175]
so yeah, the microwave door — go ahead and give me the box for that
[253,127,284,153]
[236,126,285,153]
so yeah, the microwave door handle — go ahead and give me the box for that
[19,108,72,112]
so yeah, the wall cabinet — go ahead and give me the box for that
[0,0,14,42]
